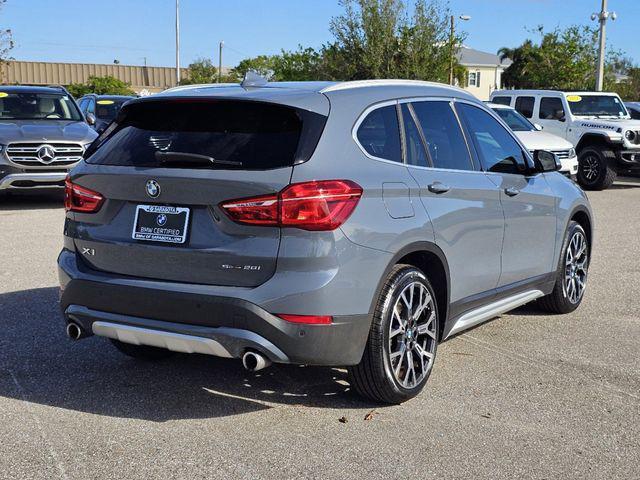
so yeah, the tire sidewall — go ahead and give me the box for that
[556,222,589,310]
[379,268,438,399]
[577,147,614,189]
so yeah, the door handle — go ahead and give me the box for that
[428,182,451,194]
[504,187,520,197]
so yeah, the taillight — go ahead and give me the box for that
[64,177,104,213]
[277,314,333,325]
[220,180,362,231]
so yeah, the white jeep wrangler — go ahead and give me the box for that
[490,89,640,190]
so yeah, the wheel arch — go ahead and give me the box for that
[576,133,619,152]
[370,242,450,341]
[569,205,594,259]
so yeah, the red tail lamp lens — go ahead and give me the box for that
[220,180,362,231]
[64,178,104,213]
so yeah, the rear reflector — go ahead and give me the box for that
[64,177,104,213]
[220,179,362,231]
[277,314,333,325]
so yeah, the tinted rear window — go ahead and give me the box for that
[86,100,325,170]
[514,96,535,118]
[356,105,402,162]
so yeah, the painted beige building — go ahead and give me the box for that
[458,47,511,101]
[0,60,190,94]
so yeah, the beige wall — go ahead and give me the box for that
[461,65,503,101]
[0,61,190,94]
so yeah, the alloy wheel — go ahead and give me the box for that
[563,231,588,304]
[388,281,437,389]
[580,154,600,182]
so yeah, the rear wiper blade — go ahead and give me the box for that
[155,151,242,167]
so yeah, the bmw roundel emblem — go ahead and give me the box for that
[146,179,161,198]
[156,214,168,226]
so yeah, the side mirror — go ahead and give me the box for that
[534,150,561,173]
[533,123,543,131]
[86,113,96,126]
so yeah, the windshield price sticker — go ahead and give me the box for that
[566,95,582,102]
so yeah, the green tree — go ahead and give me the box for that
[234,55,277,80]
[320,0,463,81]
[499,25,624,91]
[179,58,218,85]
[611,67,640,101]
[67,75,135,98]
[179,57,238,84]
[271,46,322,81]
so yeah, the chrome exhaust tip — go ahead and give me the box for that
[66,322,84,341]
[242,351,271,372]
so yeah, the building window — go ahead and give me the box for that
[468,71,481,87]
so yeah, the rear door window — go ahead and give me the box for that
[86,100,327,170]
[514,96,535,118]
[356,104,402,162]
[539,97,565,120]
[410,101,473,171]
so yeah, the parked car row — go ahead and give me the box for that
[490,89,640,190]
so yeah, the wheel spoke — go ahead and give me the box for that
[417,310,436,338]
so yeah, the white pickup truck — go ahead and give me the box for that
[490,89,640,190]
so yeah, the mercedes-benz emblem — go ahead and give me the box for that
[156,214,168,226]
[37,144,55,164]
[146,179,161,198]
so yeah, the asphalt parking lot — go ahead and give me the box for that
[0,179,639,480]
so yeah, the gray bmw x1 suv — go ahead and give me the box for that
[58,79,593,404]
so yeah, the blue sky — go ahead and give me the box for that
[3,0,639,67]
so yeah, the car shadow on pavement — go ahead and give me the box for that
[0,287,379,422]
[0,192,64,211]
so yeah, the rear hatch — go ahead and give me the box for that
[69,96,328,287]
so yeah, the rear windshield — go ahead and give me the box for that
[86,100,326,170]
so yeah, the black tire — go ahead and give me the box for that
[538,221,589,314]
[110,339,176,360]
[577,146,617,190]
[348,264,439,404]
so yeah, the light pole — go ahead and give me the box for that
[218,41,224,83]
[449,14,470,86]
[591,0,617,91]
[175,0,181,84]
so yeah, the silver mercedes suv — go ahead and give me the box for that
[58,79,593,404]
[0,85,98,193]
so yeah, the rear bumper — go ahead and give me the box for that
[58,249,372,366]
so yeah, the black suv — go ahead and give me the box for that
[77,94,135,134]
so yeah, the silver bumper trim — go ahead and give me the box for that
[0,172,67,190]
[92,321,234,358]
